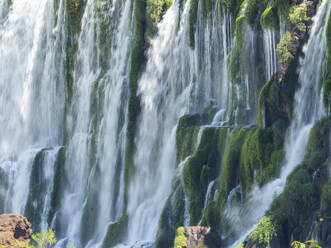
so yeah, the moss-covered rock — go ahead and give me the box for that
[182,127,230,225]
[247,216,279,247]
[102,214,128,248]
[48,147,67,233]
[260,7,279,30]
[218,128,248,214]
[155,181,185,248]
[321,182,331,217]
[176,114,201,163]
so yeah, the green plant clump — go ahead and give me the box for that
[288,3,309,31]
[174,227,187,248]
[276,31,293,66]
[248,216,278,247]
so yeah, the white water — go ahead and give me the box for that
[0,0,66,217]
[263,30,278,80]
[0,0,329,247]
[124,0,232,245]
[229,1,330,246]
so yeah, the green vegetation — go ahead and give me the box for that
[218,129,247,211]
[276,31,293,66]
[146,0,172,36]
[124,0,147,205]
[11,229,68,248]
[291,240,321,248]
[174,227,187,248]
[248,216,278,247]
[271,0,291,22]
[243,0,268,27]
[321,183,331,217]
[188,0,199,49]
[288,3,309,31]
[102,214,128,248]
[219,0,244,18]
[260,7,279,29]
[155,183,185,248]
[182,127,228,224]
[176,114,201,163]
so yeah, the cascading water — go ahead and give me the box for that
[263,29,278,80]
[124,0,232,245]
[228,1,331,246]
[0,0,66,220]
[0,0,330,247]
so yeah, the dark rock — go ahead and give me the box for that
[0,214,32,247]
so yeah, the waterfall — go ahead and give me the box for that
[0,0,65,218]
[229,1,331,246]
[263,30,278,80]
[56,0,133,245]
[0,0,330,247]
[124,0,231,245]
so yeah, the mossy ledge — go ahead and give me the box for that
[243,117,331,248]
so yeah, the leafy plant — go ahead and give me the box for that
[289,3,309,31]
[291,240,321,248]
[276,31,293,66]
[248,216,278,246]
[7,229,73,248]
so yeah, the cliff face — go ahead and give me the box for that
[0,0,330,247]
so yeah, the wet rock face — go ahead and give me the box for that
[184,227,220,248]
[0,214,32,247]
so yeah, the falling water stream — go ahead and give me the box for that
[0,0,330,247]
[229,1,331,246]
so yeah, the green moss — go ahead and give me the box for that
[220,0,244,18]
[24,150,45,231]
[321,183,331,217]
[176,114,201,163]
[65,0,87,34]
[102,214,128,248]
[188,0,199,49]
[304,117,331,171]
[182,127,229,225]
[146,0,172,37]
[248,216,279,246]
[229,15,247,87]
[239,118,287,193]
[257,77,290,127]
[218,128,248,211]
[323,10,331,112]
[276,31,293,66]
[48,147,66,233]
[268,165,316,226]
[155,183,185,248]
[124,0,147,206]
[7,0,12,8]
[244,0,268,27]
[271,0,291,22]
[200,201,221,231]
[260,7,279,29]
[289,3,309,32]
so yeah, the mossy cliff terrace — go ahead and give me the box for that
[0,0,331,247]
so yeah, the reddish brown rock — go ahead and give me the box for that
[184,227,220,248]
[0,214,32,247]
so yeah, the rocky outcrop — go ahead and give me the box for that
[0,214,32,247]
[279,0,317,80]
[184,227,220,248]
